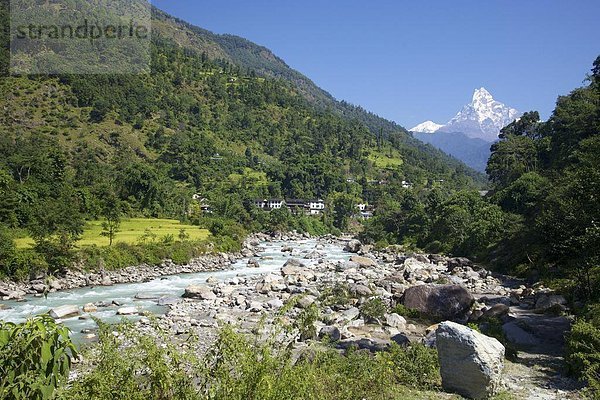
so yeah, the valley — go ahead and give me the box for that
[1,0,599,399]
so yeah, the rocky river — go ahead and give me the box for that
[0,233,583,398]
[0,234,349,340]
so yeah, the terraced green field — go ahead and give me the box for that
[15,218,209,249]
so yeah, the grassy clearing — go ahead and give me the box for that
[15,218,209,249]
[228,167,269,187]
[368,148,404,169]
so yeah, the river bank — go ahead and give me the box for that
[0,232,346,338]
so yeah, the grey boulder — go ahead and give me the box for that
[49,305,80,320]
[182,285,217,300]
[403,284,474,320]
[436,321,505,399]
[319,326,341,341]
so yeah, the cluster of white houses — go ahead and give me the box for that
[254,198,375,219]
[254,198,326,215]
[193,194,373,219]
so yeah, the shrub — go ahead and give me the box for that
[0,315,77,400]
[79,240,218,271]
[566,319,600,396]
[296,303,320,341]
[378,343,440,390]
[61,319,199,400]
[320,283,352,310]
[391,303,420,319]
[59,318,442,400]
[359,297,387,323]
[1,249,49,282]
[200,325,438,399]
[0,226,16,277]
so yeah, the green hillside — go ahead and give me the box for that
[150,6,484,172]
[0,0,484,278]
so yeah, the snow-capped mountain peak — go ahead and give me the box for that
[473,87,494,103]
[440,87,521,141]
[410,87,521,172]
[410,87,521,142]
[409,120,444,133]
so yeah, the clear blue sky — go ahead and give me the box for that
[152,0,599,128]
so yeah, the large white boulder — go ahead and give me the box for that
[436,321,505,399]
[116,307,138,316]
[49,305,80,320]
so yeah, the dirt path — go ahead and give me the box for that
[500,306,583,399]
[503,351,582,399]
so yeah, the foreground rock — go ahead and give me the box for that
[403,284,474,320]
[437,321,505,399]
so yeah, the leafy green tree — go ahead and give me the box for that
[329,192,358,230]
[28,193,84,273]
[427,191,507,259]
[268,207,294,232]
[0,316,77,400]
[592,55,600,79]
[484,57,600,294]
[536,136,600,299]
[0,224,16,277]
[498,111,542,140]
[178,229,190,241]
[492,172,549,217]
[487,134,539,187]
[99,191,122,246]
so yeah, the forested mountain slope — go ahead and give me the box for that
[0,0,483,227]
[150,5,483,173]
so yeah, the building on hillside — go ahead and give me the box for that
[308,199,325,215]
[356,203,374,219]
[191,194,212,214]
[402,180,413,189]
[285,199,307,214]
[359,210,374,219]
[254,198,285,210]
[254,198,326,215]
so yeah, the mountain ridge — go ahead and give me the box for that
[410,87,521,142]
[409,87,520,171]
